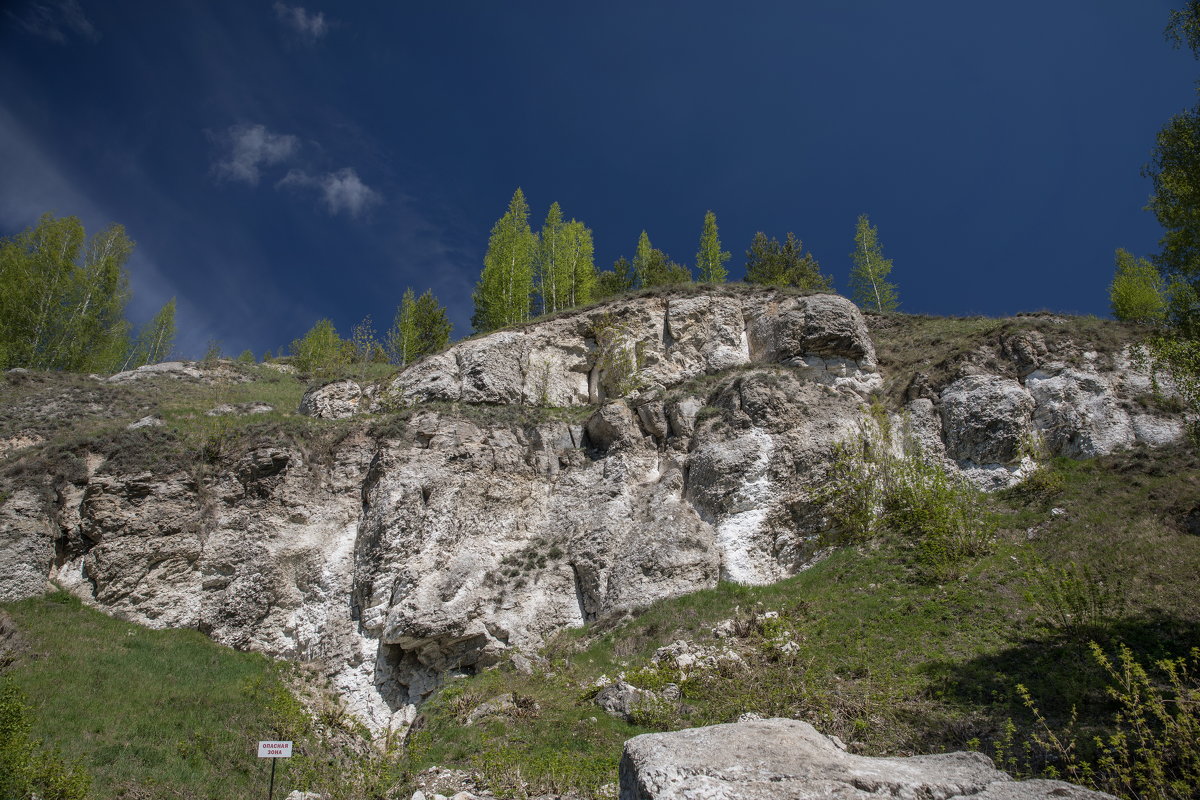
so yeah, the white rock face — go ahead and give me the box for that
[378,292,878,409]
[619,718,1115,800]
[299,379,363,419]
[106,360,250,384]
[0,290,1186,734]
[0,489,54,602]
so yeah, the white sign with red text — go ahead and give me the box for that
[257,741,293,758]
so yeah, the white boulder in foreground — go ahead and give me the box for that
[619,718,1114,800]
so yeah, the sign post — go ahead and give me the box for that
[257,741,292,800]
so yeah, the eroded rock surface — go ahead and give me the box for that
[376,292,879,409]
[619,718,1114,800]
[0,289,1186,734]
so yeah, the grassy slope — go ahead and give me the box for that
[3,592,294,800]
[405,445,1200,797]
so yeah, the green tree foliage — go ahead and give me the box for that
[121,297,177,371]
[1137,4,1200,436]
[535,204,598,314]
[536,202,567,314]
[594,257,636,300]
[1146,3,1200,328]
[387,288,419,366]
[632,231,691,288]
[561,220,596,309]
[347,315,382,377]
[1167,1,1200,59]
[0,213,134,372]
[473,188,537,332]
[695,211,731,283]
[411,290,452,357]
[849,214,899,312]
[0,678,91,800]
[744,231,831,290]
[1110,249,1168,324]
[291,319,346,375]
[387,289,452,366]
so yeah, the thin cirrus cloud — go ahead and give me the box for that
[278,168,382,218]
[273,2,328,43]
[8,0,100,44]
[210,123,300,185]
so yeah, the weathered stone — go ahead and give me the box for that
[0,289,1187,741]
[1026,367,1132,457]
[595,681,658,723]
[1002,331,1048,376]
[585,402,645,452]
[207,402,273,416]
[464,693,517,726]
[940,375,1034,465]
[106,360,250,385]
[126,415,164,430]
[0,489,55,603]
[619,718,1115,800]
[299,379,362,419]
[261,362,299,375]
[373,290,877,411]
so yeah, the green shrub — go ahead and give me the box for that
[1016,643,1200,799]
[1109,249,1167,325]
[591,312,646,397]
[0,678,91,800]
[822,428,993,579]
[291,319,348,376]
[1023,561,1125,638]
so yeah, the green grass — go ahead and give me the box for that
[400,445,1200,797]
[2,592,299,800]
[866,311,1143,404]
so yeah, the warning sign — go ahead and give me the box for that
[257,741,293,758]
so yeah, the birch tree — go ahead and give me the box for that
[536,202,567,314]
[695,210,730,283]
[849,214,899,312]
[387,288,419,366]
[473,188,536,332]
[562,220,596,308]
[0,213,134,371]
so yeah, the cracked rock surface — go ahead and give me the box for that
[0,289,1186,735]
[619,718,1115,800]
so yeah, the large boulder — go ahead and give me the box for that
[939,375,1034,465]
[619,718,1114,800]
[299,379,362,419]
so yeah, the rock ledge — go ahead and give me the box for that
[619,718,1114,800]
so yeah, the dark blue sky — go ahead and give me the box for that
[1,1,1196,358]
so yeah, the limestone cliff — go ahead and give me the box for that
[0,289,1184,733]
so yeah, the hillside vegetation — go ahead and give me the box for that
[1,308,1197,799]
[3,441,1199,797]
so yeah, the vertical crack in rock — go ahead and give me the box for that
[662,298,676,352]
[571,562,596,623]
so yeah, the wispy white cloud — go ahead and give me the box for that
[210,123,300,185]
[273,2,328,43]
[278,168,382,218]
[8,0,99,44]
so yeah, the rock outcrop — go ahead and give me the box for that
[619,718,1114,800]
[0,289,1186,734]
